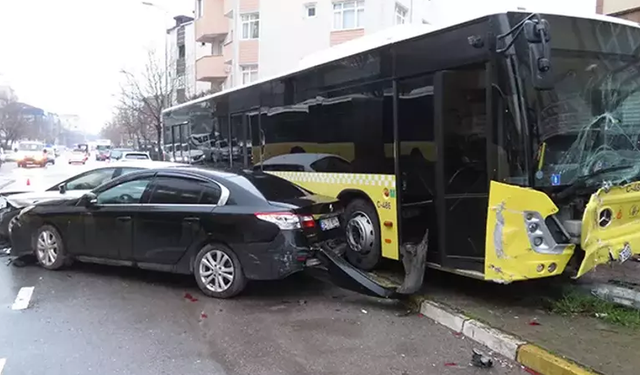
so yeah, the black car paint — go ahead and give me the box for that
[10,168,345,281]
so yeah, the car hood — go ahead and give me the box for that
[5,190,87,208]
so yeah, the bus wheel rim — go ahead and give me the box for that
[346,211,375,254]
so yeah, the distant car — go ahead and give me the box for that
[118,151,151,162]
[68,149,88,165]
[0,161,182,242]
[95,149,111,161]
[254,153,352,173]
[108,148,133,161]
[10,167,345,298]
[15,142,50,168]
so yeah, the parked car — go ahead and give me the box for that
[117,151,151,162]
[254,153,352,173]
[10,167,345,298]
[0,161,182,242]
[107,148,133,161]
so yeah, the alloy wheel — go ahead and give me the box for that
[36,230,58,267]
[199,250,234,292]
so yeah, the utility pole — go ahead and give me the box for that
[141,1,170,160]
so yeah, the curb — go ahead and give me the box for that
[415,299,599,375]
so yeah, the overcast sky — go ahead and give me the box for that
[0,0,193,134]
[0,0,598,135]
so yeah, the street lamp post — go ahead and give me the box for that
[141,1,170,160]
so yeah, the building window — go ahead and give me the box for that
[195,0,203,19]
[178,45,185,58]
[305,3,317,18]
[395,3,407,25]
[333,1,364,30]
[241,65,259,85]
[241,13,260,40]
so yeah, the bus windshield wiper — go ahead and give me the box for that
[555,165,635,200]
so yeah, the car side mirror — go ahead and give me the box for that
[82,192,98,207]
[58,184,67,194]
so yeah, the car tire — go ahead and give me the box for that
[33,225,67,270]
[344,198,382,271]
[194,243,247,299]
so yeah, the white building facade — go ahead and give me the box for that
[190,0,598,93]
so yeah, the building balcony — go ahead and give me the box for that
[196,55,228,83]
[195,0,228,43]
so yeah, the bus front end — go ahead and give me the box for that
[486,12,640,282]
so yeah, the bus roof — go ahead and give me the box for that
[163,8,639,115]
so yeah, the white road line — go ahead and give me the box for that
[11,286,35,310]
[0,358,6,374]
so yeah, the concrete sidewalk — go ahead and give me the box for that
[391,267,640,375]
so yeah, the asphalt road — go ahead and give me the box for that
[0,156,529,375]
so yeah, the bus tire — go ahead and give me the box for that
[344,199,381,271]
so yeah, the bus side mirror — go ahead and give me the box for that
[524,18,554,90]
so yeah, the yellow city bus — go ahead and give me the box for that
[163,10,640,295]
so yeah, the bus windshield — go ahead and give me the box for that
[527,17,640,188]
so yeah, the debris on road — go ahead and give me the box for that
[471,348,493,368]
[200,312,208,319]
[361,309,368,314]
[528,320,541,326]
[184,292,198,302]
[395,309,413,317]
[443,362,457,367]
[0,247,10,257]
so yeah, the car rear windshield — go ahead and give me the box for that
[229,173,310,201]
[19,143,42,151]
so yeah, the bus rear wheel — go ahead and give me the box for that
[344,199,381,271]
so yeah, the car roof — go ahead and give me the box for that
[257,153,344,166]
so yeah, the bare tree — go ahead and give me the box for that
[0,94,30,149]
[118,50,176,151]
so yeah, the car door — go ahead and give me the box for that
[133,173,222,265]
[81,173,155,260]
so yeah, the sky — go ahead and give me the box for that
[0,0,599,135]
[0,0,193,134]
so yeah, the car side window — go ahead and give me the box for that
[97,178,152,205]
[200,184,222,204]
[66,168,117,190]
[148,177,202,205]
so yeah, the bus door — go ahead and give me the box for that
[230,111,255,169]
[433,68,489,274]
[169,122,190,163]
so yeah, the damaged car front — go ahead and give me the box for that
[490,12,640,281]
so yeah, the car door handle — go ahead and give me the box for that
[184,217,200,223]
[116,216,131,222]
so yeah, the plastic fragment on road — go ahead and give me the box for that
[200,312,208,319]
[184,292,198,302]
[444,362,457,367]
[361,309,368,314]
[528,320,541,326]
[471,348,493,368]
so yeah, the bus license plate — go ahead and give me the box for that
[320,217,340,231]
[619,244,632,263]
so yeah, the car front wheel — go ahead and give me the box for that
[194,243,246,298]
[34,225,67,270]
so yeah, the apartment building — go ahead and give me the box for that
[193,0,430,91]
[166,15,211,105]
[597,0,640,20]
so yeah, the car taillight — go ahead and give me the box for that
[255,212,315,230]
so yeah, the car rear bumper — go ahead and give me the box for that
[236,230,344,281]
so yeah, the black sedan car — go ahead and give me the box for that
[10,167,345,298]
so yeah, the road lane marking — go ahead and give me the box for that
[0,358,6,374]
[12,286,34,310]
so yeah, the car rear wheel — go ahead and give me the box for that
[344,199,382,271]
[194,243,246,299]
[34,225,67,270]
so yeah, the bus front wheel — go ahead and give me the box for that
[344,199,381,271]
